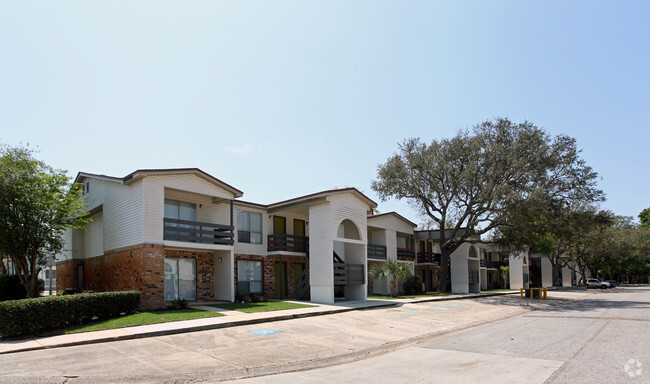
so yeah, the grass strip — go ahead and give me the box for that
[65,309,223,334]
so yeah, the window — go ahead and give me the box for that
[164,199,196,222]
[164,199,197,239]
[237,260,263,293]
[237,210,262,244]
[165,258,196,301]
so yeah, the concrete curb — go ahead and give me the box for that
[0,291,518,355]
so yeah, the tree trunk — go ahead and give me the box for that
[437,252,451,292]
[389,282,399,298]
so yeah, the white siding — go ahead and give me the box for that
[308,202,334,303]
[233,205,268,256]
[80,177,145,252]
[367,214,415,234]
[214,250,234,301]
[509,252,525,290]
[83,212,104,258]
[328,193,369,243]
[143,174,236,244]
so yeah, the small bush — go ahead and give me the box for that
[166,298,189,310]
[0,275,27,301]
[0,290,140,339]
[235,294,252,303]
[249,293,266,303]
[403,275,423,295]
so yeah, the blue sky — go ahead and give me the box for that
[1,1,648,225]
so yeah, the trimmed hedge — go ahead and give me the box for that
[0,291,140,339]
[0,275,45,301]
[0,275,27,301]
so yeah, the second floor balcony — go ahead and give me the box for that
[268,234,309,254]
[417,252,441,265]
[367,244,387,260]
[163,218,234,246]
[483,259,506,269]
[397,248,415,261]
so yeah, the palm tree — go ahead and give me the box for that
[370,259,413,298]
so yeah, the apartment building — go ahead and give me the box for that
[56,167,532,309]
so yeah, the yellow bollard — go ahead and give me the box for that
[543,288,547,299]
[520,288,524,298]
[530,288,534,299]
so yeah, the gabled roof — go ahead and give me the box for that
[268,188,377,210]
[368,211,417,227]
[234,188,377,210]
[75,168,244,198]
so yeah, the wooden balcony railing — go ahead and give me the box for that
[417,252,441,265]
[486,260,506,269]
[163,218,234,245]
[267,234,309,253]
[397,248,415,261]
[367,244,387,259]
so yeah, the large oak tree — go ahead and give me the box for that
[371,118,602,292]
[0,144,88,297]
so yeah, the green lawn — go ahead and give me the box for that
[65,309,223,334]
[368,292,458,300]
[207,301,316,313]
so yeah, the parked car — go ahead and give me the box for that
[585,278,609,289]
[606,280,617,288]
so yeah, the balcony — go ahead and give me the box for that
[417,252,441,265]
[268,234,309,254]
[367,244,387,260]
[397,248,415,261]
[486,260,505,269]
[163,218,234,245]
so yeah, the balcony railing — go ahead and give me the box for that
[397,248,415,261]
[417,252,441,265]
[480,259,487,268]
[486,260,505,269]
[367,244,387,259]
[163,218,234,245]
[268,234,309,254]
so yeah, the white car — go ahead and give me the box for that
[585,278,609,289]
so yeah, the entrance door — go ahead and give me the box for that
[76,264,84,292]
[273,216,286,235]
[274,261,287,298]
[293,263,305,298]
[294,219,306,252]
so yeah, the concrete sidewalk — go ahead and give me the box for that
[0,291,520,355]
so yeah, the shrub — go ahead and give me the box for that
[249,293,266,303]
[166,298,189,310]
[403,275,423,295]
[0,290,140,339]
[0,275,27,301]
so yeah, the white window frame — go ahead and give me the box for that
[164,258,196,301]
[237,210,262,244]
[237,260,263,294]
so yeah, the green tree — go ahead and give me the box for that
[639,207,650,228]
[370,259,413,297]
[0,144,88,297]
[372,118,602,292]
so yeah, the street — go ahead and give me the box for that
[0,288,647,383]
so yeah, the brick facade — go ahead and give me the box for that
[55,244,218,309]
[164,249,215,302]
[234,254,309,299]
[55,259,75,292]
